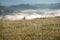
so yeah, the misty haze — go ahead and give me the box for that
[0,3,60,20]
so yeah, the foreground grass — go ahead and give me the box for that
[0,18,60,40]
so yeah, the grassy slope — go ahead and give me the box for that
[0,18,60,40]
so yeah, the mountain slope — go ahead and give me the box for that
[0,3,60,15]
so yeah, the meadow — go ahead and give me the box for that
[0,18,60,40]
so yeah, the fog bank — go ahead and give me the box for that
[0,9,60,20]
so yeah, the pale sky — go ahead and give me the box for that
[0,0,60,6]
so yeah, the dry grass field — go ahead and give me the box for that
[0,18,60,40]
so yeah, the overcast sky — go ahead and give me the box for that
[0,0,60,6]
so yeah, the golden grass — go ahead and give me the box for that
[0,18,60,40]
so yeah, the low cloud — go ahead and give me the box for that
[0,9,60,20]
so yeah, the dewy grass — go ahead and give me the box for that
[0,18,60,40]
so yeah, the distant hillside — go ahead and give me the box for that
[0,3,60,15]
[34,3,60,9]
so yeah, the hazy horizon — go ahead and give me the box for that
[0,9,60,20]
